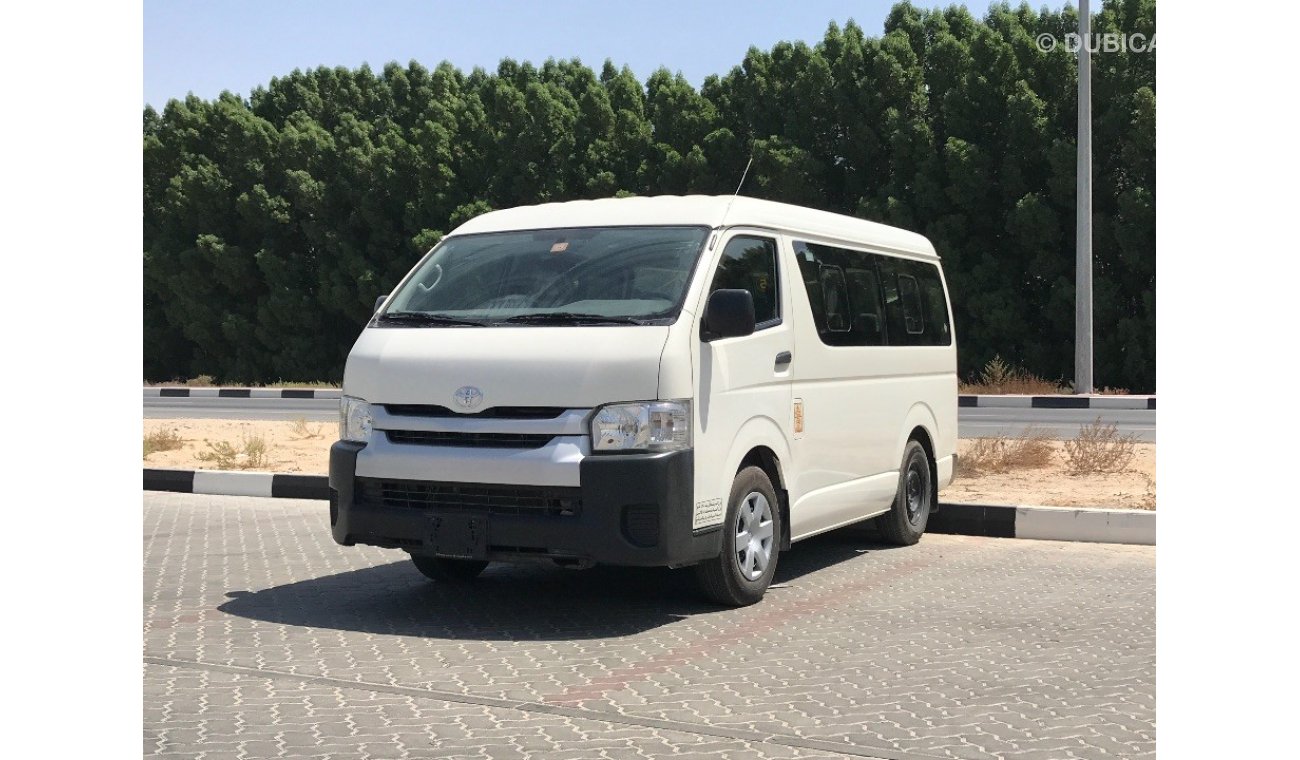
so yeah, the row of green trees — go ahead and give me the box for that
[144,0,1155,390]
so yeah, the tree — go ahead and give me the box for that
[143,0,1156,391]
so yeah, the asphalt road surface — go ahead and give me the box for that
[144,395,336,422]
[143,396,1156,441]
[957,406,1154,441]
[145,492,1155,759]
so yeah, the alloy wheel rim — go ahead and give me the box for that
[735,491,774,581]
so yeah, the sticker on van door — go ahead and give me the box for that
[693,498,724,530]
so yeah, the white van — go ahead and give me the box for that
[331,195,956,605]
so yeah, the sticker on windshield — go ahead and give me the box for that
[550,241,569,253]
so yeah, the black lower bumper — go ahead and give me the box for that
[328,442,719,567]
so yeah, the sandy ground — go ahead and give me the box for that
[143,419,1156,509]
[144,418,334,474]
[947,439,1155,510]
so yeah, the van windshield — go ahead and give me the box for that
[378,226,709,326]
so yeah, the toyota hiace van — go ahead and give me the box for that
[330,195,956,605]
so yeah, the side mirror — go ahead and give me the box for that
[373,295,387,314]
[701,289,756,342]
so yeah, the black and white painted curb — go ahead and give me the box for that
[927,502,1154,545]
[144,468,1154,546]
[144,387,1153,409]
[145,468,329,500]
[958,394,1155,410]
[143,387,342,399]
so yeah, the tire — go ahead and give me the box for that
[410,555,489,582]
[877,440,933,546]
[694,466,782,606]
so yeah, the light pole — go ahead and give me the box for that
[1075,0,1094,394]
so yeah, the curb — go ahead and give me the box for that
[144,468,1155,546]
[143,388,1154,409]
[927,502,1154,545]
[144,387,342,399]
[958,394,1155,410]
[145,468,329,499]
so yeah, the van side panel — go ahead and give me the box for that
[782,235,957,541]
[678,225,957,545]
[787,353,954,538]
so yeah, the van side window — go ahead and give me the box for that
[710,236,780,327]
[897,274,924,334]
[818,266,851,332]
[793,241,886,346]
[877,257,952,346]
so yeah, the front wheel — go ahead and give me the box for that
[410,555,489,582]
[694,466,782,606]
[876,440,933,546]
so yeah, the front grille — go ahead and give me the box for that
[385,430,555,449]
[384,404,568,419]
[356,478,582,516]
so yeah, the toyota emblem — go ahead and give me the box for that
[453,386,484,410]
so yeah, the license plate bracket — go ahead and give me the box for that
[428,514,488,560]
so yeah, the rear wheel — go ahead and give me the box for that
[410,555,489,582]
[877,440,933,546]
[694,466,782,606]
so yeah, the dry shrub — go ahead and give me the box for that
[1006,427,1055,468]
[289,416,326,440]
[959,355,1067,395]
[143,428,185,458]
[1094,386,1133,396]
[957,436,1008,477]
[195,440,239,469]
[195,432,274,470]
[184,374,216,387]
[1136,473,1156,510]
[1064,418,1138,475]
[243,435,271,469]
[978,355,1016,387]
[958,427,1055,477]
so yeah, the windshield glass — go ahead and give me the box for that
[379,226,709,325]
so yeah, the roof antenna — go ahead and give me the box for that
[732,155,754,197]
[714,155,754,246]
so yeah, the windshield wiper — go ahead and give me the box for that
[499,312,650,326]
[378,311,487,327]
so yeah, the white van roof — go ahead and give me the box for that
[449,195,938,259]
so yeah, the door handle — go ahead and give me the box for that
[774,351,793,369]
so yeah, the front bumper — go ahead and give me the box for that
[329,441,719,567]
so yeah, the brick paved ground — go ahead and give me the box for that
[143,493,1155,759]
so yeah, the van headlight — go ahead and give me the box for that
[591,400,691,453]
[339,396,373,442]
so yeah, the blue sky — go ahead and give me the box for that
[143,0,1045,108]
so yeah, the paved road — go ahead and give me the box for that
[144,396,336,421]
[144,493,1155,759]
[957,407,1154,441]
[143,397,1155,441]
